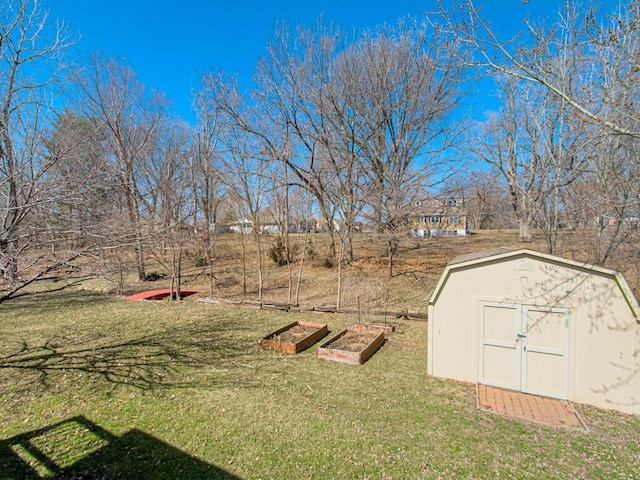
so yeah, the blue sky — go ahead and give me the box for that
[47,0,562,123]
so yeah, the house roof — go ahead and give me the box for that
[426,248,640,321]
[414,197,466,216]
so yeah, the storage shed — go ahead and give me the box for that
[427,248,640,415]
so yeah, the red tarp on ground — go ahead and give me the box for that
[124,289,200,301]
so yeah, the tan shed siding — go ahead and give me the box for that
[429,271,477,382]
[635,327,640,415]
[427,303,435,376]
[453,261,529,302]
[570,276,639,414]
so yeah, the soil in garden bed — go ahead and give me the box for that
[267,324,319,343]
[325,330,381,352]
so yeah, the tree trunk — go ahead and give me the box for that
[326,226,337,264]
[518,219,533,242]
[1,237,18,284]
[387,235,398,278]
[344,227,354,264]
[255,231,264,302]
[1,136,19,284]
[122,168,146,282]
[240,232,248,295]
[295,229,308,305]
[134,232,146,282]
[207,238,216,297]
[336,237,345,309]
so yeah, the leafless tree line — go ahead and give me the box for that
[451,0,640,265]
[1,0,639,303]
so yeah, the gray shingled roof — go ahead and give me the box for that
[447,247,517,266]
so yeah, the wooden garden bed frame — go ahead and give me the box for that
[317,324,386,365]
[259,321,329,353]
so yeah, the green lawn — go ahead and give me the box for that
[1,289,639,479]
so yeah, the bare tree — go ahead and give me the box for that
[251,21,375,307]
[191,97,227,296]
[574,6,640,265]
[314,40,370,267]
[444,0,640,138]
[291,187,315,305]
[462,168,515,230]
[250,21,355,263]
[74,54,165,282]
[565,132,640,266]
[358,22,465,219]
[345,20,467,275]
[140,117,192,299]
[219,119,269,302]
[452,0,640,260]
[265,163,297,303]
[473,75,587,250]
[0,0,76,300]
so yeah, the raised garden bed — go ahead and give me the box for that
[358,323,395,333]
[260,321,329,353]
[317,324,386,365]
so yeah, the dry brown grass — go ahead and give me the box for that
[86,230,640,320]
[113,228,640,312]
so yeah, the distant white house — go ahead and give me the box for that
[260,223,280,234]
[227,216,319,235]
[228,218,253,234]
[260,218,318,234]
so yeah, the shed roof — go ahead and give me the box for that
[426,248,640,321]
[447,247,516,266]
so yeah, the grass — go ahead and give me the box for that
[1,288,639,479]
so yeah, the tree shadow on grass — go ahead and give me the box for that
[0,415,242,479]
[0,288,110,313]
[0,319,255,391]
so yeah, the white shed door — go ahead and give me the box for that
[479,303,520,390]
[479,302,570,399]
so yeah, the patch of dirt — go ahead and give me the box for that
[325,330,380,352]
[269,324,319,343]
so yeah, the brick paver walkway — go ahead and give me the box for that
[477,384,586,430]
